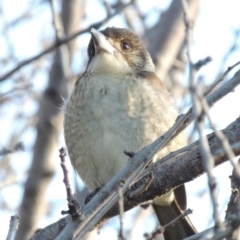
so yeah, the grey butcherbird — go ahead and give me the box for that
[64,27,196,240]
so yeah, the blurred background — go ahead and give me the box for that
[1,0,240,239]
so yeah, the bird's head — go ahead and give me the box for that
[86,27,155,76]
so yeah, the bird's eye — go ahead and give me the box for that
[121,41,130,51]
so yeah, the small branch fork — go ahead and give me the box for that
[59,147,83,220]
[144,209,193,240]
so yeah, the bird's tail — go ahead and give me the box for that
[153,186,196,240]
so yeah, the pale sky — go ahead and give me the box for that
[1,0,240,239]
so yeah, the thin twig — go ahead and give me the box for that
[50,0,71,79]
[117,182,125,240]
[136,69,240,186]
[136,64,240,181]
[102,0,112,18]
[45,69,240,239]
[0,83,32,98]
[128,173,153,198]
[0,174,22,189]
[0,142,24,156]
[195,87,240,177]
[144,209,193,240]
[6,215,20,240]
[193,90,222,229]
[184,208,240,240]
[194,56,212,71]
[182,0,222,230]
[0,1,133,82]
[59,147,83,220]
[184,227,214,240]
[59,147,73,199]
[55,95,193,240]
[50,0,65,40]
[214,28,240,89]
[204,61,240,96]
[29,115,240,240]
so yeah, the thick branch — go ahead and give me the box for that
[29,69,240,240]
[29,116,240,240]
[15,1,80,239]
[0,142,24,156]
[101,116,240,220]
[145,0,201,82]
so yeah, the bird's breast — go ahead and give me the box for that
[64,74,185,191]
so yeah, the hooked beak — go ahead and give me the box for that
[91,28,115,55]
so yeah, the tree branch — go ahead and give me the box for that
[0,1,133,82]
[29,116,240,240]
[29,69,240,240]
[225,159,240,240]
[0,142,24,156]
[6,215,20,240]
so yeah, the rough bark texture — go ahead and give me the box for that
[29,117,240,240]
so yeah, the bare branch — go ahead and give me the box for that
[205,61,240,96]
[15,0,76,237]
[225,159,240,240]
[121,118,240,217]
[194,56,212,71]
[0,1,133,82]
[6,215,20,240]
[55,103,192,239]
[0,174,22,189]
[117,182,125,240]
[50,0,71,80]
[144,209,193,240]
[195,87,240,177]
[55,70,240,240]
[0,142,24,156]
[145,0,201,83]
[182,0,222,229]
[59,147,73,200]
[192,85,222,228]
[29,116,240,240]
[59,147,83,220]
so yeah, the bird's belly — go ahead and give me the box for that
[66,108,147,191]
[64,77,185,192]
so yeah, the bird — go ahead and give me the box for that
[64,27,196,240]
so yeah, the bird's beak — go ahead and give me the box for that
[91,28,115,55]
